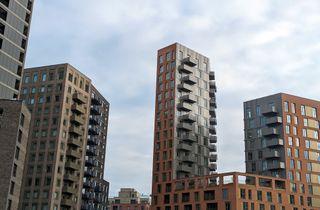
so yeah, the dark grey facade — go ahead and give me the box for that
[0,0,34,99]
[81,85,109,210]
[0,99,31,210]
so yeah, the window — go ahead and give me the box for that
[222,189,228,199]
[32,73,38,82]
[10,181,14,194]
[304,118,308,126]
[303,129,307,137]
[243,202,248,210]
[301,105,305,115]
[295,138,300,146]
[297,160,302,169]
[266,192,272,202]
[24,76,30,83]
[15,146,20,160]
[289,195,295,204]
[287,148,291,157]
[240,189,246,199]
[288,137,293,145]
[41,73,47,81]
[285,125,290,134]
[312,107,317,118]
[159,55,163,64]
[7,199,11,210]
[12,164,17,177]
[286,115,291,123]
[284,101,289,112]
[291,103,296,113]
[257,191,262,201]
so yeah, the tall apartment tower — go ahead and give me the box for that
[81,85,110,210]
[151,43,217,208]
[0,0,34,99]
[244,93,320,208]
[0,99,31,210]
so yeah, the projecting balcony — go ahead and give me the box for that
[85,168,97,177]
[177,83,193,92]
[210,98,217,108]
[209,125,216,134]
[61,198,76,207]
[177,143,193,151]
[266,138,284,147]
[209,163,217,171]
[71,114,85,125]
[83,180,95,188]
[181,75,197,85]
[66,149,81,159]
[87,136,99,145]
[209,144,217,152]
[89,115,100,125]
[264,150,280,159]
[178,64,194,74]
[180,155,196,163]
[209,153,217,162]
[209,135,217,144]
[68,137,82,147]
[262,106,278,116]
[262,127,279,137]
[177,165,193,173]
[266,116,282,125]
[177,102,193,112]
[81,203,95,210]
[210,117,217,125]
[209,71,215,80]
[91,95,102,105]
[209,81,217,91]
[64,174,78,182]
[69,125,83,136]
[209,107,216,117]
[267,162,285,170]
[179,133,196,142]
[88,125,100,135]
[180,94,196,103]
[182,57,197,67]
[179,114,196,123]
[91,105,101,115]
[82,192,95,200]
[73,92,86,104]
[209,89,216,97]
[85,157,98,167]
[71,103,85,114]
[177,122,194,131]
[65,161,81,170]
[86,146,97,156]
[62,186,77,194]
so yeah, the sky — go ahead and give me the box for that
[25,0,320,196]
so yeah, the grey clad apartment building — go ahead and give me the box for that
[0,99,31,210]
[0,0,34,99]
[19,63,109,210]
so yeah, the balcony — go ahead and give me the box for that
[82,192,95,200]
[91,105,101,115]
[179,133,196,142]
[209,144,217,152]
[68,137,82,147]
[262,106,278,116]
[177,143,192,151]
[180,94,196,103]
[177,165,193,173]
[87,136,99,145]
[83,179,95,188]
[262,127,278,137]
[209,71,215,80]
[65,161,81,170]
[209,163,217,171]
[86,145,97,156]
[209,135,217,144]
[178,64,194,74]
[209,81,217,91]
[91,94,102,105]
[64,174,78,182]
[177,102,193,112]
[264,150,280,159]
[180,155,196,163]
[210,98,217,108]
[209,89,216,97]
[209,125,216,134]
[181,75,196,85]
[177,83,193,92]
[61,198,76,207]
[71,103,85,114]
[209,107,216,117]
[266,116,282,125]
[88,125,100,135]
[85,157,98,167]
[66,149,81,159]
[210,117,217,125]
[89,115,100,125]
[73,92,86,104]
[85,168,97,177]
[209,153,217,162]
[95,185,103,192]
[62,186,77,194]
[267,162,285,170]
[177,122,194,131]
[182,57,197,67]
[266,138,284,147]
[70,114,85,125]
[69,125,83,136]
[179,114,196,123]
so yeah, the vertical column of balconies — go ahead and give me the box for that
[208,71,217,173]
[261,107,285,176]
[62,92,86,209]
[82,94,102,210]
[176,57,197,178]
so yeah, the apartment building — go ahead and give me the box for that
[244,93,320,209]
[110,188,150,210]
[18,63,109,210]
[151,43,217,209]
[0,99,31,210]
[81,85,110,210]
[0,0,34,99]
